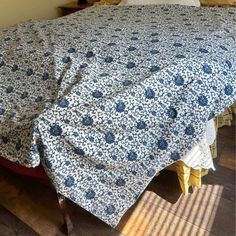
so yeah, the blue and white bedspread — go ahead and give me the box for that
[0,4,235,227]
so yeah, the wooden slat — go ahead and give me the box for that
[0,172,64,236]
[218,145,236,171]
[117,192,215,236]
[0,221,16,236]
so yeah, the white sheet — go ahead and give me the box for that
[181,120,216,170]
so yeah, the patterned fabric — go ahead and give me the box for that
[0,5,235,227]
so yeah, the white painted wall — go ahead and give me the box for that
[0,0,72,29]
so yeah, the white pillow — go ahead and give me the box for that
[119,0,200,7]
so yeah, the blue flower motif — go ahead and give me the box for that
[108,43,116,46]
[127,151,137,161]
[99,105,105,111]
[202,64,212,74]
[175,54,185,59]
[75,91,81,96]
[106,205,116,215]
[105,56,113,63]
[224,28,230,33]
[115,177,126,186]
[15,141,22,151]
[173,43,183,47]
[151,39,159,43]
[105,132,115,144]
[26,68,33,76]
[80,63,88,68]
[157,139,168,150]
[127,62,136,69]
[128,136,133,141]
[151,32,158,36]
[116,101,126,112]
[44,52,51,57]
[167,107,177,118]
[65,176,75,187]
[199,48,208,53]
[122,80,132,86]
[42,72,49,81]
[20,92,28,99]
[145,88,155,99]
[185,125,195,135]
[130,37,138,41]
[81,116,93,126]
[197,80,203,85]
[65,161,70,166]
[57,78,62,86]
[58,99,69,108]
[62,56,71,63]
[224,85,233,95]
[174,75,184,86]
[96,163,105,169]
[86,51,94,58]
[198,95,208,106]
[92,90,103,98]
[128,46,137,51]
[220,45,228,51]
[100,73,109,77]
[0,61,5,67]
[85,189,96,199]
[136,120,147,129]
[50,124,63,136]
[170,151,180,161]
[12,64,18,72]
[68,47,76,53]
[2,136,9,144]
[150,49,159,54]
[74,147,85,156]
[6,86,13,93]
[149,155,155,160]
[4,37,10,41]
[195,37,204,41]
[35,96,43,102]
[150,66,160,72]
[147,168,156,177]
[225,60,232,69]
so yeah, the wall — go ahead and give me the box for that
[0,0,72,29]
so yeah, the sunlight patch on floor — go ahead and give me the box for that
[119,184,224,236]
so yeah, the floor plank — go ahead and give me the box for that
[0,205,38,236]
[0,171,64,236]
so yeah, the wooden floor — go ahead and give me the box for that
[0,122,235,236]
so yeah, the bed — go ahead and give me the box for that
[0,0,235,233]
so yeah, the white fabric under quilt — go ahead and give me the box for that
[181,119,216,170]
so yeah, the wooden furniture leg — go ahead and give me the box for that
[57,193,74,235]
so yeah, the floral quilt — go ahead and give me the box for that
[0,5,235,227]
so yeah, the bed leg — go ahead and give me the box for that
[57,193,74,235]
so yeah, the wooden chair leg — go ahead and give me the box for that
[57,193,74,235]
